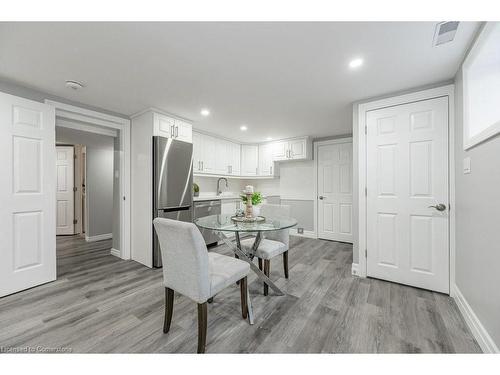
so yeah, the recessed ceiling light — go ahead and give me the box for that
[200,109,210,116]
[266,137,273,141]
[65,80,84,90]
[240,125,248,131]
[348,58,364,69]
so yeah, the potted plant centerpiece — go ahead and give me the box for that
[193,182,200,197]
[241,191,263,217]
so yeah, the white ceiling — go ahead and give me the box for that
[0,22,479,142]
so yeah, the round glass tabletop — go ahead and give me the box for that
[194,214,297,233]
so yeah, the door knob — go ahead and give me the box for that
[319,196,325,200]
[429,203,446,211]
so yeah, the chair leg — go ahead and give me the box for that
[163,287,174,333]
[283,251,289,279]
[197,302,208,354]
[258,257,263,270]
[240,277,248,319]
[235,254,240,285]
[263,259,270,296]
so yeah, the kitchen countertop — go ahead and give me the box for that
[193,194,241,202]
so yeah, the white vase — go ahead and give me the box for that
[252,205,261,217]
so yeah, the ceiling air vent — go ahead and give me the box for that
[433,21,460,46]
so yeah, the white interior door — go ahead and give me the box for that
[0,92,56,297]
[56,146,75,235]
[366,96,449,293]
[317,140,353,243]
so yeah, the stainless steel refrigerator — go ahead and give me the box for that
[153,136,193,267]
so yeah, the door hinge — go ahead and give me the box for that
[73,219,77,224]
[73,186,77,192]
[365,187,367,196]
[123,196,126,201]
[365,125,367,135]
[365,249,368,258]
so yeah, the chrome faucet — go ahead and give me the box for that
[217,177,228,196]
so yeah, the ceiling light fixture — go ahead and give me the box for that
[266,137,273,141]
[200,108,210,116]
[240,125,248,131]
[348,58,364,69]
[65,80,84,90]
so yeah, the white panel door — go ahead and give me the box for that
[0,92,56,297]
[56,146,75,235]
[366,96,449,293]
[317,140,353,243]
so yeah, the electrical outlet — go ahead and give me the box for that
[297,227,304,234]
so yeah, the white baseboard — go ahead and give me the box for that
[452,284,499,353]
[110,248,121,258]
[85,233,113,242]
[289,229,317,239]
[351,262,360,276]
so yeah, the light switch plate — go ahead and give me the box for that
[463,157,471,174]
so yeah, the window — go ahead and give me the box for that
[463,22,500,149]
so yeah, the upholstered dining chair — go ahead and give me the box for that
[153,217,251,353]
[239,204,291,296]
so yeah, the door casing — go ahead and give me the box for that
[46,100,131,260]
[354,84,456,294]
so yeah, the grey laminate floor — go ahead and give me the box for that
[0,235,481,353]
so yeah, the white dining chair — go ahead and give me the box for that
[239,204,291,295]
[153,217,252,353]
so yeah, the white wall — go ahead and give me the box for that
[454,66,500,350]
[56,126,115,238]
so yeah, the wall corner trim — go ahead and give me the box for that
[85,233,113,242]
[351,263,360,277]
[452,283,499,353]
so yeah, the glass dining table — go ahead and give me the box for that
[194,214,297,298]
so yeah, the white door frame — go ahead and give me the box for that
[45,100,131,260]
[354,85,456,289]
[313,137,353,240]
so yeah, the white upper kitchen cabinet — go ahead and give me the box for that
[241,144,259,176]
[214,138,228,175]
[272,140,289,160]
[174,119,193,143]
[201,135,216,174]
[272,137,312,161]
[258,142,275,176]
[193,132,203,173]
[231,142,241,175]
[153,112,192,143]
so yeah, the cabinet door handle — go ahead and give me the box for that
[175,126,178,138]
[201,161,204,171]
[270,166,272,175]
[171,125,175,137]
[256,167,258,175]
[289,149,293,158]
